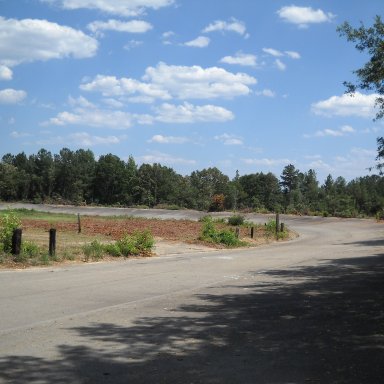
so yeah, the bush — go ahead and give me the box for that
[83,240,104,261]
[0,210,22,253]
[227,215,245,226]
[199,217,245,247]
[117,230,154,256]
[103,243,121,257]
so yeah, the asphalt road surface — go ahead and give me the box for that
[0,205,383,383]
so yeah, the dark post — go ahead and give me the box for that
[235,227,240,238]
[280,223,285,233]
[77,213,81,234]
[275,213,280,236]
[12,228,22,255]
[49,228,56,256]
[250,226,254,239]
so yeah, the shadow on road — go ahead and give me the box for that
[1,252,383,383]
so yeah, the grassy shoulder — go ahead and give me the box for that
[0,209,294,268]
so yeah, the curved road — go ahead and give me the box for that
[0,205,383,383]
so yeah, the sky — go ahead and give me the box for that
[0,0,383,183]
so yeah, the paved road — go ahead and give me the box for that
[0,206,383,383]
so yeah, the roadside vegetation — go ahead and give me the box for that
[0,209,292,268]
[0,146,384,219]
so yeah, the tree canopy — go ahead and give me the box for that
[1,148,384,219]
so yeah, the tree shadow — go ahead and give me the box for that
[1,253,383,383]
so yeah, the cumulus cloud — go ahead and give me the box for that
[214,133,243,145]
[0,88,27,104]
[277,5,336,28]
[311,92,378,118]
[41,0,175,17]
[0,17,98,67]
[202,18,248,37]
[220,52,258,67]
[81,62,257,101]
[87,19,153,36]
[0,65,13,80]
[154,102,234,123]
[149,134,188,144]
[184,36,210,48]
[44,107,135,128]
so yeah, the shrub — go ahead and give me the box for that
[83,240,104,261]
[227,215,245,226]
[0,210,22,253]
[116,230,154,256]
[104,243,121,257]
[22,241,40,257]
[200,217,245,247]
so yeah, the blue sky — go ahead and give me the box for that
[0,0,383,182]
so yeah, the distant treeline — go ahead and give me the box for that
[1,148,384,218]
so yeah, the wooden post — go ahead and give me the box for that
[280,223,285,233]
[235,227,240,238]
[275,213,280,236]
[49,228,56,256]
[77,213,81,233]
[12,228,22,255]
[250,226,254,239]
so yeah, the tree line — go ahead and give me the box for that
[1,147,383,218]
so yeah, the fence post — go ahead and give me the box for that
[77,213,81,233]
[280,223,285,233]
[250,226,254,239]
[275,213,280,237]
[49,228,56,256]
[12,228,22,255]
[235,227,240,238]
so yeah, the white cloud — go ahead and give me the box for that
[202,18,248,37]
[143,62,257,99]
[0,65,13,80]
[285,50,301,59]
[87,19,153,36]
[45,108,134,129]
[311,92,378,118]
[41,0,175,17]
[140,151,196,165]
[154,102,234,123]
[81,62,257,101]
[275,59,286,71]
[263,48,283,57]
[0,17,98,67]
[256,89,275,97]
[277,5,336,28]
[184,36,210,48]
[220,52,258,67]
[0,88,27,104]
[149,134,188,144]
[305,125,356,138]
[68,132,121,146]
[214,133,243,145]
[124,40,143,50]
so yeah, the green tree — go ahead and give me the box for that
[280,164,300,210]
[337,16,384,120]
[189,167,229,211]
